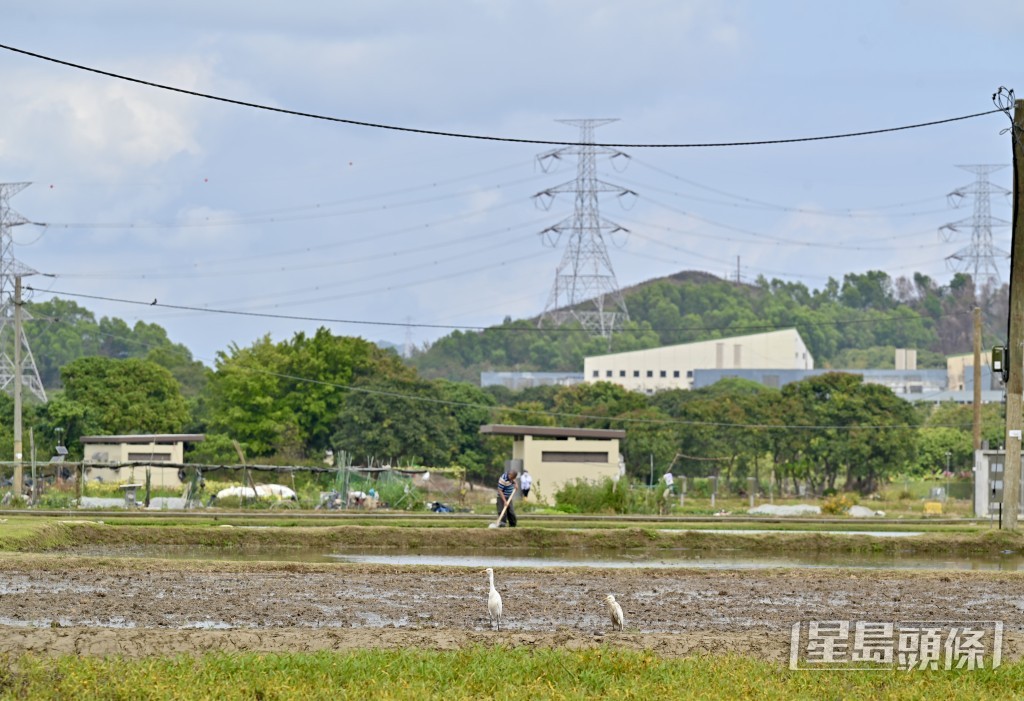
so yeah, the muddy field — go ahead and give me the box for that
[0,556,1022,661]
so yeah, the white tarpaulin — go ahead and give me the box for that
[215,484,297,500]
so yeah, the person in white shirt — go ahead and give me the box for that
[519,469,532,498]
[661,471,675,515]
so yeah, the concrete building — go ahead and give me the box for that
[479,424,625,506]
[480,371,584,390]
[583,328,813,394]
[79,434,205,489]
[693,367,948,398]
[947,353,1001,392]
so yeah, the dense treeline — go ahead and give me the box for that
[409,270,1006,381]
[0,269,1005,495]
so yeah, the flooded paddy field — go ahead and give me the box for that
[63,542,1024,571]
[1,554,1024,661]
[2,518,1024,661]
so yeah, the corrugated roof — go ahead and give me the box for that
[79,434,206,444]
[479,424,625,439]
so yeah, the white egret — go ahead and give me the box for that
[483,567,503,630]
[604,594,624,631]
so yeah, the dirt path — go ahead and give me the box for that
[0,557,1022,660]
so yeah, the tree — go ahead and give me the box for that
[54,357,191,444]
[199,335,300,458]
[551,382,648,429]
[331,375,461,467]
[23,298,100,388]
[781,372,917,493]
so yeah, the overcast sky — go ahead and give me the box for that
[2,1,1021,366]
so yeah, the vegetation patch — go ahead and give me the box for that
[0,648,1020,701]
[4,519,1021,558]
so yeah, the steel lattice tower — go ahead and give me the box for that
[535,119,632,338]
[0,183,46,402]
[939,165,1011,293]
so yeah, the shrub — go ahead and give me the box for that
[554,477,651,515]
[821,493,856,515]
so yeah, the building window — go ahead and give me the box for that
[592,370,599,378]
[606,370,612,378]
[127,452,172,462]
[633,370,640,377]
[673,370,680,378]
[686,370,693,378]
[660,370,667,378]
[541,451,610,463]
[646,370,653,378]
[619,370,626,377]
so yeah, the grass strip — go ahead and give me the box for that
[0,647,1019,701]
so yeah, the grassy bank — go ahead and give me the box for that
[0,648,1018,701]
[0,516,1021,558]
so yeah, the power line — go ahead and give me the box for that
[27,286,975,336]
[27,312,978,434]
[0,42,1002,148]
[231,366,947,432]
[629,157,950,214]
[616,174,951,219]
[34,171,549,231]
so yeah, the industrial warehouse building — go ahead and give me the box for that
[583,328,813,394]
[479,424,625,505]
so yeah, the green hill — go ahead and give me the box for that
[409,269,1005,382]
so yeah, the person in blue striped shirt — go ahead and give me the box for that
[496,469,518,527]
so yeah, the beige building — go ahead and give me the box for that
[947,352,995,392]
[79,434,205,489]
[584,328,813,394]
[480,425,625,506]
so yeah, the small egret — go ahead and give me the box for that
[604,594,624,631]
[483,567,503,630]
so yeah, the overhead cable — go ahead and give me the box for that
[0,43,1002,148]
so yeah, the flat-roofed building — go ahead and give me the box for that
[479,424,625,505]
[79,434,205,488]
[584,328,813,394]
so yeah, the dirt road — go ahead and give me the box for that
[0,557,1021,660]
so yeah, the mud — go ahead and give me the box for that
[0,556,1022,660]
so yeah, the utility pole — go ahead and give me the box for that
[1002,94,1024,531]
[12,276,22,496]
[974,307,982,451]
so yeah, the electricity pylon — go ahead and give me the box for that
[939,164,1011,294]
[535,119,633,339]
[0,183,46,402]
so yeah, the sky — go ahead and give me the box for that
[2,1,1022,367]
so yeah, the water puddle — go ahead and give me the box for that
[63,544,1024,571]
[326,550,1024,571]
[655,529,924,537]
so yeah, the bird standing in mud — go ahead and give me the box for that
[604,594,624,631]
[483,567,502,630]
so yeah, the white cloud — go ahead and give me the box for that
[1,57,208,178]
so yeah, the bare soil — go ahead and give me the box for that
[0,556,1022,661]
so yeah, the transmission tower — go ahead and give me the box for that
[939,164,1011,294]
[0,183,46,402]
[535,119,633,338]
